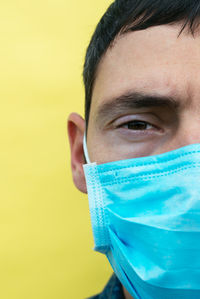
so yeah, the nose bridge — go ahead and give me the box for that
[166,114,200,152]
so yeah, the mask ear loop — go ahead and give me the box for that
[83,133,91,164]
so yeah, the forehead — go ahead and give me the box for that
[90,24,200,115]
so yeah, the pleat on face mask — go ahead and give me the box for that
[83,137,200,299]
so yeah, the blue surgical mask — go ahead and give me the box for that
[83,136,200,299]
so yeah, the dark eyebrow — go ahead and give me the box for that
[95,91,179,126]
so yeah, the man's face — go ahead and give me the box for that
[68,23,200,192]
[87,24,200,163]
[68,23,200,299]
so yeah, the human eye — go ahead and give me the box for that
[119,120,154,131]
[113,114,160,134]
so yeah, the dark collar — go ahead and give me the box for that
[88,274,125,299]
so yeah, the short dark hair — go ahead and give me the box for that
[83,0,200,127]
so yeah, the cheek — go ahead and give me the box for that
[109,140,163,161]
[88,134,167,164]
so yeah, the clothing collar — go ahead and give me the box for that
[97,274,125,299]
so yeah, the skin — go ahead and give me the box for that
[68,23,200,299]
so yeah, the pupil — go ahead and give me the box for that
[128,121,147,130]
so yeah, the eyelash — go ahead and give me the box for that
[118,120,154,131]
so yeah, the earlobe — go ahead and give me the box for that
[67,113,87,194]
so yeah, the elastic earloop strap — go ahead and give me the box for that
[83,133,91,164]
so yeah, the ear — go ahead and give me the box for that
[67,113,87,194]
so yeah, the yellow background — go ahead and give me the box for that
[0,1,113,298]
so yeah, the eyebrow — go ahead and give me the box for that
[95,91,179,126]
